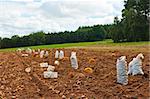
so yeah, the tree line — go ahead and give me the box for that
[0,25,106,48]
[0,0,149,48]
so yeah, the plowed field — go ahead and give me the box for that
[0,45,149,98]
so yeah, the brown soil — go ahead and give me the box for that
[0,46,149,99]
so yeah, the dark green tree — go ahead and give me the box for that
[111,0,149,42]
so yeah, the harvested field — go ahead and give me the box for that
[0,45,149,98]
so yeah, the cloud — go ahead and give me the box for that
[0,0,124,38]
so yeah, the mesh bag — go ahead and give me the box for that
[128,53,144,75]
[55,50,59,59]
[43,71,58,78]
[40,50,45,58]
[59,50,64,59]
[116,56,128,85]
[70,52,78,69]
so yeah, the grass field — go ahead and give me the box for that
[0,39,149,51]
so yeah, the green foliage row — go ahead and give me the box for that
[0,25,106,48]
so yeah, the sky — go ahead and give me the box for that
[0,0,124,38]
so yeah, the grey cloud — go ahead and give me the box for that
[34,0,41,2]
[0,0,124,38]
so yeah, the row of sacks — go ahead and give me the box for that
[17,48,51,58]
[18,48,63,59]
[116,53,144,85]
[55,50,64,59]
[18,48,79,69]
[39,50,49,58]
[18,48,79,70]
[17,48,41,57]
[17,48,32,57]
[39,50,79,79]
[39,50,65,59]
[55,50,79,69]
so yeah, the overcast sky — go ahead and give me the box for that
[0,0,124,38]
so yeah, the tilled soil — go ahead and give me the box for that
[0,47,149,99]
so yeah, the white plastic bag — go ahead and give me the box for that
[116,56,128,85]
[40,50,45,58]
[45,51,49,58]
[47,65,55,71]
[128,53,144,75]
[59,50,64,59]
[70,52,78,69]
[43,71,58,78]
[40,62,49,67]
[55,50,59,59]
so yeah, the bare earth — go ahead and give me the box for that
[0,45,149,98]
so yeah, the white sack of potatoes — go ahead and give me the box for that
[40,50,45,58]
[45,51,49,58]
[128,53,144,75]
[40,62,49,67]
[43,71,58,78]
[70,52,78,69]
[47,65,55,71]
[59,50,64,59]
[116,56,128,85]
[55,50,59,59]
